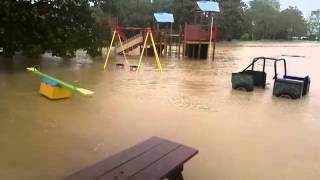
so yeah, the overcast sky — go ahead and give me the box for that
[243,0,320,17]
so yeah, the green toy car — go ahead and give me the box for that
[231,57,310,99]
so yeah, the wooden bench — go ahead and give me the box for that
[63,137,198,180]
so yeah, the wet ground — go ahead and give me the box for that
[0,41,319,180]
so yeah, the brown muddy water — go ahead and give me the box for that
[0,41,320,180]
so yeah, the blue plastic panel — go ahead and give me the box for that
[154,13,174,23]
[197,1,220,12]
[42,78,60,87]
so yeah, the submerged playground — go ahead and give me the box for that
[0,1,319,180]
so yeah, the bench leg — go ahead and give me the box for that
[166,165,184,180]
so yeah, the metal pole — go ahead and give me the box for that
[117,33,129,66]
[137,32,150,72]
[104,31,116,70]
[150,30,163,73]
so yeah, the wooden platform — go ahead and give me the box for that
[184,43,209,59]
[63,137,198,180]
[185,41,209,45]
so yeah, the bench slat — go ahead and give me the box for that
[128,145,198,180]
[63,137,165,180]
[97,140,180,180]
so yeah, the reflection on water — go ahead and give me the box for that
[0,41,320,180]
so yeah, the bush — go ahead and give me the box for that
[240,33,250,41]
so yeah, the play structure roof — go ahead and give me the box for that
[196,1,220,12]
[154,13,174,23]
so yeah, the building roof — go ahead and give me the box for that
[154,13,174,23]
[196,1,220,12]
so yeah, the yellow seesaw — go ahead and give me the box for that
[27,67,94,99]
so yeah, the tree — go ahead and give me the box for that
[308,10,320,40]
[172,0,196,26]
[0,0,25,57]
[0,0,108,58]
[99,0,154,27]
[278,7,307,39]
[269,0,280,10]
[217,0,247,40]
[246,0,281,40]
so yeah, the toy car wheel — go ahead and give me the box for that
[233,83,254,92]
[275,92,299,99]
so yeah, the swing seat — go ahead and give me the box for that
[130,65,138,71]
[116,63,125,68]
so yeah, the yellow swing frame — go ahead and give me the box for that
[137,28,163,73]
[103,30,129,70]
[103,28,163,73]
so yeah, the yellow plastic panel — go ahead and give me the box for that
[39,83,72,100]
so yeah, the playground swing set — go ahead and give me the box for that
[103,27,163,73]
[25,27,166,101]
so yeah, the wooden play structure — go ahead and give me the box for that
[27,67,94,99]
[183,1,220,60]
[103,27,163,72]
[152,13,182,57]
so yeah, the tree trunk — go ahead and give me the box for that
[3,46,15,58]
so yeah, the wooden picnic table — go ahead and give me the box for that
[63,137,198,180]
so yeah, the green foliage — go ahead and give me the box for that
[171,0,196,26]
[279,7,307,39]
[308,10,320,40]
[0,0,109,58]
[246,0,281,39]
[0,0,313,59]
[99,0,154,27]
[240,33,250,41]
[217,0,247,40]
[245,0,307,40]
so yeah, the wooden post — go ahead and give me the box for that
[209,14,214,60]
[192,45,196,59]
[198,43,201,59]
[178,37,181,59]
[185,43,188,58]
[178,24,182,59]
[212,20,217,61]
[145,31,148,57]
[164,34,167,56]
[166,165,184,180]
[183,23,187,58]
[200,12,203,25]
[212,40,216,60]
[169,23,173,56]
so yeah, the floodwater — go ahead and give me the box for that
[0,41,320,180]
